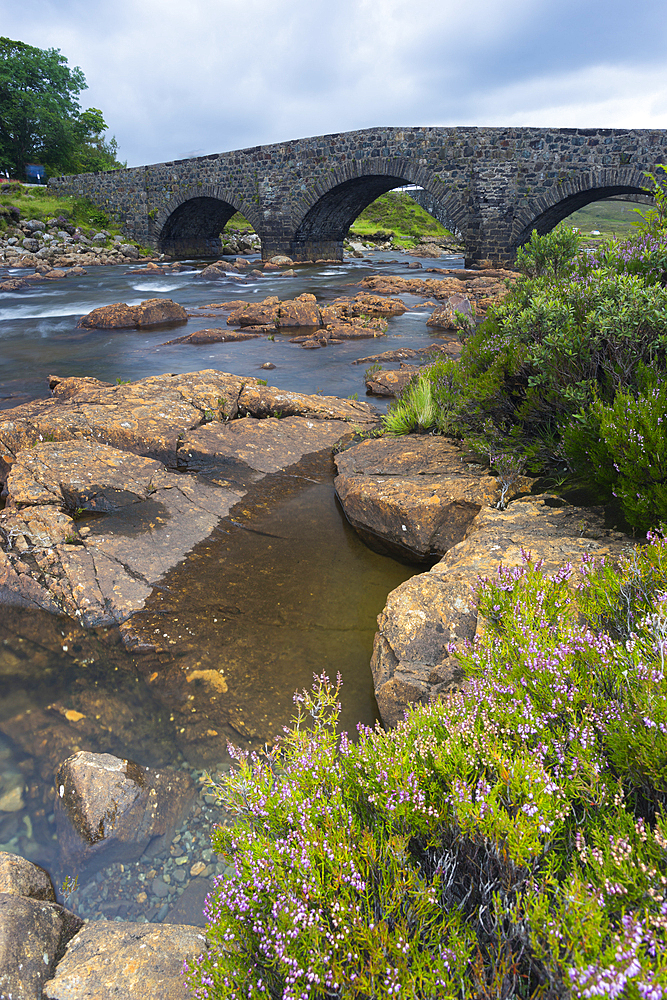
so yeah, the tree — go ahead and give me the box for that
[0,37,124,179]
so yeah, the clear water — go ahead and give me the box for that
[0,248,461,916]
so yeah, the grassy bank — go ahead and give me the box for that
[0,183,124,237]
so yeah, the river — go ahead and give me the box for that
[0,248,463,924]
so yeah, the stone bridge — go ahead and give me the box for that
[49,126,667,264]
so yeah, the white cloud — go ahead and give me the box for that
[1,0,666,165]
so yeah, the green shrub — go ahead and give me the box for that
[563,374,667,532]
[187,538,667,999]
[514,225,582,278]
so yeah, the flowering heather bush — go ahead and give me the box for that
[563,374,667,531]
[187,538,667,999]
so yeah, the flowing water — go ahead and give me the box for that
[0,248,463,922]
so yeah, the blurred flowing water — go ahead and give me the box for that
[0,249,461,918]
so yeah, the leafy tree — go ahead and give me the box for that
[0,36,123,179]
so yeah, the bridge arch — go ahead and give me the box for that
[284,158,463,261]
[155,185,262,258]
[512,166,652,249]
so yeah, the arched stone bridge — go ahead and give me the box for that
[49,126,667,264]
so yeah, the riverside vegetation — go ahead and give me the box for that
[186,173,667,999]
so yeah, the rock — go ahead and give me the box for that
[364,365,422,396]
[260,362,276,369]
[358,272,517,317]
[43,921,208,1000]
[226,298,279,327]
[163,328,262,345]
[426,293,474,329]
[54,751,195,874]
[276,293,321,328]
[236,384,380,428]
[0,894,82,1000]
[119,244,140,259]
[334,436,500,562]
[179,415,356,481]
[0,852,56,901]
[0,370,263,477]
[77,298,187,330]
[0,438,244,625]
[371,494,634,727]
[268,254,294,265]
[407,261,422,269]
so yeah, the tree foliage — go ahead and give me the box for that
[0,36,124,179]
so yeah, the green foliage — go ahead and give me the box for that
[514,225,582,278]
[0,36,124,179]
[188,537,667,999]
[633,165,667,239]
[349,190,456,246]
[563,373,667,531]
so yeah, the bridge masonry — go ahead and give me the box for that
[49,126,667,264]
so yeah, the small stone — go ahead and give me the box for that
[260,362,275,369]
[0,785,24,812]
[174,856,189,866]
[135,891,148,904]
[150,878,170,898]
[172,868,186,883]
[190,861,206,877]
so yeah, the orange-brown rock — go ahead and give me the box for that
[364,365,421,396]
[226,296,279,327]
[276,293,321,328]
[358,271,517,317]
[370,495,633,727]
[77,298,188,330]
[0,893,82,1000]
[43,920,208,1000]
[0,370,264,477]
[334,436,500,562]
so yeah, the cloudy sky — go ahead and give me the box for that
[3,0,667,167]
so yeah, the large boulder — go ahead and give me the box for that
[54,751,195,874]
[371,495,634,727]
[43,921,209,1000]
[77,298,187,329]
[334,436,500,562]
[0,852,82,1000]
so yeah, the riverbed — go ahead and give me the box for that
[0,248,462,923]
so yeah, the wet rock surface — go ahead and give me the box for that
[179,415,355,481]
[0,439,243,626]
[371,494,634,727]
[0,851,55,900]
[0,373,379,628]
[77,298,188,330]
[55,751,196,876]
[358,269,517,317]
[43,920,209,1000]
[334,436,500,562]
[0,855,82,1000]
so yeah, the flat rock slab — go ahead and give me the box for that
[43,921,208,999]
[334,436,500,562]
[0,894,82,1000]
[371,494,634,727]
[0,439,243,626]
[0,370,378,482]
[0,370,261,478]
[179,415,355,480]
[77,298,188,330]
